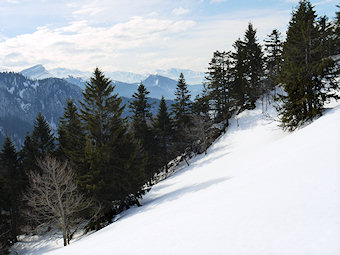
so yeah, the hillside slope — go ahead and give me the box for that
[13,103,340,255]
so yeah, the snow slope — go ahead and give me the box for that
[13,102,340,255]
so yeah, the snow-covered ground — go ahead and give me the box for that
[11,101,340,255]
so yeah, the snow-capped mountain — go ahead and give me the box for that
[49,68,91,80]
[17,65,203,99]
[20,64,54,80]
[155,68,205,85]
[107,71,148,84]
[0,72,174,146]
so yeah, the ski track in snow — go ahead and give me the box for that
[11,101,340,255]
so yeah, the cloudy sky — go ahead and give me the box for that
[0,0,337,73]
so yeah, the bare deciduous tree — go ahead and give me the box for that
[24,156,91,246]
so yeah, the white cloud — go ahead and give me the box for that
[0,17,196,72]
[172,7,190,15]
[210,0,228,3]
[5,0,20,3]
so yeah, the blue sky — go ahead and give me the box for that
[0,0,338,73]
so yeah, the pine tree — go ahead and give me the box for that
[278,0,339,130]
[192,84,210,118]
[205,51,233,128]
[57,99,87,184]
[171,73,193,153]
[129,82,152,148]
[153,96,174,172]
[80,68,145,220]
[20,113,55,174]
[243,23,264,108]
[264,29,283,92]
[31,112,55,156]
[231,38,248,111]
[0,136,23,243]
[231,23,264,111]
[129,83,159,181]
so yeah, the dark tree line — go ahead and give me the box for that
[0,1,339,253]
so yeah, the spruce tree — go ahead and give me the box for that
[129,82,152,149]
[20,113,55,173]
[231,23,264,111]
[129,83,159,181]
[80,68,145,219]
[243,23,264,108]
[153,96,174,172]
[0,136,23,243]
[57,99,87,184]
[171,73,193,153]
[278,0,339,130]
[264,29,283,92]
[205,51,233,128]
[31,112,55,156]
[231,38,248,111]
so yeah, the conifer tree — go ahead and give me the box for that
[153,96,174,172]
[32,112,55,156]
[171,73,193,153]
[20,113,55,173]
[231,38,248,111]
[80,68,145,219]
[243,23,264,108]
[129,83,159,181]
[205,51,233,127]
[278,0,339,130]
[0,136,23,243]
[129,82,152,149]
[192,84,210,118]
[57,100,87,183]
[231,23,264,111]
[264,29,283,92]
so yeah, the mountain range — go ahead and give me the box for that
[20,65,204,99]
[0,72,174,147]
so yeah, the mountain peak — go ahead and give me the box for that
[20,64,53,80]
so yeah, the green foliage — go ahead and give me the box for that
[171,73,193,152]
[79,68,146,218]
[153,96,174,172]
[264,29,283,91]
[20,112,55,174]
[277,0,339,130]
[205,51,234,126]
[57,99,88,184]
[0,136,23,247]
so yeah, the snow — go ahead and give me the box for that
[11,101,340,255]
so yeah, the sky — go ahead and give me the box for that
[0,0,338,74]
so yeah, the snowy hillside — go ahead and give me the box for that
[11,102,340,255]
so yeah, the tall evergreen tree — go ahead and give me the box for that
[129,82,152,148]
[205,51,233,128]
[171,73,193,153]
[20,113,55,173]
[129,83,159,181]
[231,23,264,111]
[0,136,23,243]
[57,99,87,184]
[264,29,283,92]
[31,112,55,156]
[231,38,249,111]
[153,96,174,172]
[278,0,339,130]
[80,68,145,220]
[243,23,264,108]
